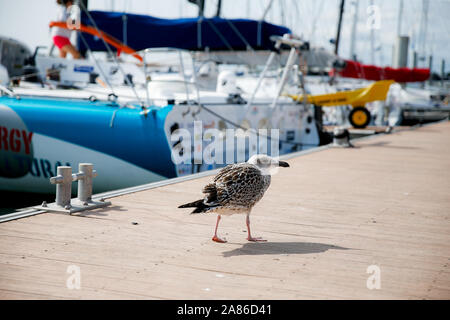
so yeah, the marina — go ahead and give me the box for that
[0,121,449,299]
[1,1,449,202]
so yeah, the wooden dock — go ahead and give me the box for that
[1,121,449,299]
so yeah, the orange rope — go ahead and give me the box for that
[49,21,143,62]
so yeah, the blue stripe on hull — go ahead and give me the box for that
[0,96,176,178]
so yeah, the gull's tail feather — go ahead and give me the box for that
[178,199,211,214]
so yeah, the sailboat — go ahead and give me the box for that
[320,0,449,127]
[0,4,324,194]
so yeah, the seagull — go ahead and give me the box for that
[178,154,290,243]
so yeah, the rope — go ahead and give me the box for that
[78,32,117,97]
[225,19,255,52]
[204,19,234,52]
[9,69,59,81]
[78,1,144,107]
[200,18,252,66]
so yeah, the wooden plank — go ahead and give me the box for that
[0,122,449,299]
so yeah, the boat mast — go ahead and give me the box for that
[215,0,222,17]
[188,0,221,17]
[334,0,345,55]
[188,0,205,16]
[418,0,430,66]
[280,0,286,27]
[370,0,375,64]
[349,0,359,60]
[397,0,404,36]
[78,0,88,9]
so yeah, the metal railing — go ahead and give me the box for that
[0,84,20,99]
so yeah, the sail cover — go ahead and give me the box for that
[335,59,430,83]
[77,11,291,53]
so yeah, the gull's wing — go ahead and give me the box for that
[213,163,270,208]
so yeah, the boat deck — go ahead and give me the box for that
[1,122,449,299]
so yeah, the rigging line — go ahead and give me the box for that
[199,103,315,147]
[204,18,234,52]
[309,0,325,41]
[78,32,117,97]
[9,69,60,81]
[261,0,275,20]
[258,0,275,47]
[78,1,144,107]
[224,19,255,52]
[178,50,192,104]
[202,19,253,66]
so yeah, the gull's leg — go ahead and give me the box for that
[246,213,266,242]
[212,215,227,243]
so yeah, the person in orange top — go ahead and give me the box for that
[52,0,81,59]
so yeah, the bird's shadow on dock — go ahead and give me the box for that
[222,242,349,258]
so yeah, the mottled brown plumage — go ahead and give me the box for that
[200,163,271,214]
[178,155,289,242]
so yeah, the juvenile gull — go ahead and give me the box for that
[178,154,290,243]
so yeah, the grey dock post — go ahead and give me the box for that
[73,163,97,205]
[35,163,111,214]
[332,127,354,148]
[50,166,73,209]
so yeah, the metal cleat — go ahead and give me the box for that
[50,166,73,209]
[332,127,354,148]
[34,163,111,214]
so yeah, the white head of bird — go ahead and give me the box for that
[247,154,290,175]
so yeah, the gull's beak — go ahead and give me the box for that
[278,161,290,167]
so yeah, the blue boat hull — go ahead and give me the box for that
[0,96,175,193]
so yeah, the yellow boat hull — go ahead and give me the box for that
[289,80,394,107]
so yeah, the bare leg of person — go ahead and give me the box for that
[61,44,81,59]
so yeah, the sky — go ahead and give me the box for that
[0,0,449,73]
